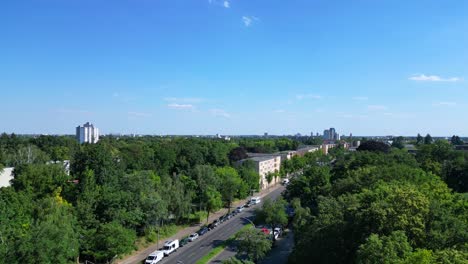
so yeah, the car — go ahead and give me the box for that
[244,201,252,208]
[198,226,209,236]
[162,240,179,256]
[282,178,290,185]
[235,206,244,213]
[250,197,261,205]
[145,250,164,264]
[213,219,221,227]
[188,233,199,242]
[207,223,215,230]
[179,237,190,247]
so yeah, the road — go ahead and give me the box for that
[159,186,285,264]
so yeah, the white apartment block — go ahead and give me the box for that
[0,167,14,188]
[76,122,99,144]
[249,155,281,190]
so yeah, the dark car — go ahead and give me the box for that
[180,237,190,247]
[213,219,221,227]
[220,214,229,222]
[198,226,209,236]
[207,223,215,230]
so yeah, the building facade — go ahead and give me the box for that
[76,122,99,144]
[248,156,281,190]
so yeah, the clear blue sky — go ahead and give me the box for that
[1,0,467,136]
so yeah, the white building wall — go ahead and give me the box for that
[0,167,14,188]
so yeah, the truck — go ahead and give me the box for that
[162,239,179,256]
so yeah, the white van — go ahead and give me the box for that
[250,197,261,205]
[145,250,164,264]
[162,240,179,256]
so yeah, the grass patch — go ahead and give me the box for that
[195,224,253,264]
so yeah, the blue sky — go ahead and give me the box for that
[1,0,467,136]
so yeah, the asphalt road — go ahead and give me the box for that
[159,186,285,264]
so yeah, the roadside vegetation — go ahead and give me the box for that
[285,139,468,263]
[0,134,300,263]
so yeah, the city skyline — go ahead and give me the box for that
[1,0,468,136]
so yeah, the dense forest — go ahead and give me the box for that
[285,140,468,263]
[0,134,299,263]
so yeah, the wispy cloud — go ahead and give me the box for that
[168,103,194,110]
[128,111,152,117]
[409,74,462,82]
[242,16,259,27]
[352,96,368,101]
[432,101,457,107]
[56,108,92,114]
[368,105,388,111]
[209,0,230,8]
[296,94,322,100]
[210,109,230,118]
[274,109,286,113]
[164,97,203,103]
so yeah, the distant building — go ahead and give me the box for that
[296,145,320,156]
[0,167,14,188]
[264,132,268,137]
[323,127,340,141]
[76,122,99,144]
[243,156,281,190]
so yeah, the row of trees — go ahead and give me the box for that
[285,142,468,263]
[0,134,306,263]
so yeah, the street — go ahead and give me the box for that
[160,186,285,264]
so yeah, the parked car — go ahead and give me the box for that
[198,226,209,236]
[235,206,244,213]
[162,240,179,256]
[282,178,290,185]
[213,219,221,227]
[274,227,282,237]
[145,250,164,264]
[250,197,261,205]
[207,223,215,230]
[179,237,190,247]
[188,233,199,242]
[244,201,252,207]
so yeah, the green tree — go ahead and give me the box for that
[92,221,136,262]
[204,186,223,223]
[357,140,391,153]
[255,198,288,241]
[424,134,433,144]
[392,136,405,149]
[450,135,464,145]
[357,231,412,264]
[235,227,272,262]
[217,167,242,212]
[416,133,424,145]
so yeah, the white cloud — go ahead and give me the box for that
[128,111,152,117]
[242,16,259,27]
[210,109,230,118]
[164,97,203,103]
[209,0,230,8]
[296,94,322,100]
[368,105,388,111]
[409,74,462,82]
[168,103,194,110]
[352,96,368,101]
[432,101,457,107]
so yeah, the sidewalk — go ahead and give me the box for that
[116,183,284,264]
